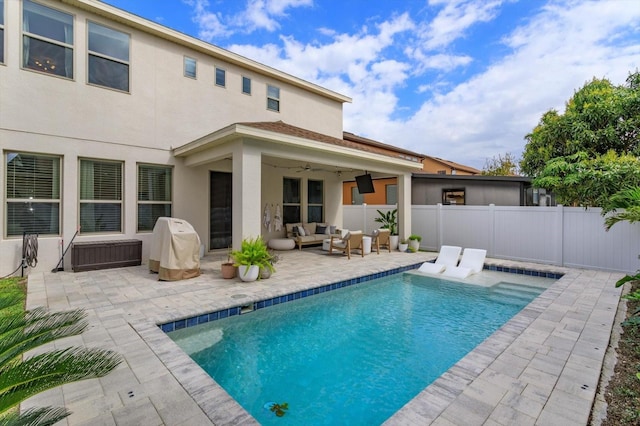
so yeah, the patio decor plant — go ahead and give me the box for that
[408,234,422,252]
[374,209,397,235]
[231,236,275,280]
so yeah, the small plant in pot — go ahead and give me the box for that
[408,234,422,252]
[260,250,279,279]
[398,238,409,252]
[231,236,275,282]
[221,247,237,279]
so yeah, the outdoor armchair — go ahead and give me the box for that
[329,231,364,260]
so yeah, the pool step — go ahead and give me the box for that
[489,282,546,305]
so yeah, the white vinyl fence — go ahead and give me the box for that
[343,204,640,274]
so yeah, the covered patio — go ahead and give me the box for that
[22,248,622,425]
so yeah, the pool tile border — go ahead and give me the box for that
[158,263,565,334]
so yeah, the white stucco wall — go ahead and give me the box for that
[0,0,349,276]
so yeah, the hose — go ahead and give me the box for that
[0,233,38,279]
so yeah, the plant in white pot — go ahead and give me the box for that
[231,236,275,282]
[374,208,398,249]
[398,238,409,252]
[408,234,422,252]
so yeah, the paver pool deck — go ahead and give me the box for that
[23,248,624,425]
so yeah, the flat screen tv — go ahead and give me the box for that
[355,173,375,194]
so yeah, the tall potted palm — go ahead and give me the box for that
[374,208,399,249]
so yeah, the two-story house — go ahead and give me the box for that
[0,0,422,276]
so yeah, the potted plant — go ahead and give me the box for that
[408,234,422,252]
[260,250,279,279]
[374,208,398,249]
[231,236,275,282]
[221,247,237,279]
[398,238,409,252]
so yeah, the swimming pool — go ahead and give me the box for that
[168,271,555,425]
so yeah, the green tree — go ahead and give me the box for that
[521,71,640,177]
[602,186,640,230]
[533,150,640,207]
[482,152,520,176]
[0,284,122,426]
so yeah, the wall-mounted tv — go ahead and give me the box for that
[355,173,375,194]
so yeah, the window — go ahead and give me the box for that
[351,187,364,205]
[215,67,225,87]
[385,184,397,205]
[137,164,172,232]
[242,76,251,94]
[307,180,324,223]
[0,0,5,63]
[5,152,60,236]
[184,56,196,78]
[88,21,129,91]
[267,84,280,112]
[283,177,300,223]
[22,0,73,78]
[442,188,465,205]
[79,159,122,233]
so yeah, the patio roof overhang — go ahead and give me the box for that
[173,122,424,175]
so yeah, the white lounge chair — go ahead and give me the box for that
[441,248,487,279]
[416,245,462,274]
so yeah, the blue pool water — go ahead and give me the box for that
[169,272,548,425]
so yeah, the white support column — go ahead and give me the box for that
[231,142,262,249]
[397,172,412,239]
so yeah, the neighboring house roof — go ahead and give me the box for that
[423,156,482,174]
[412,172,530,182]
[63,0,351,104]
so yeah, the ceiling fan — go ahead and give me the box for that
[295,163,327,173]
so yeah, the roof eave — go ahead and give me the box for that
[62,0,352,104]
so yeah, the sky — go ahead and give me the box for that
[102,0,640,170]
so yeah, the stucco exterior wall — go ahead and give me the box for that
[0,0,348,276]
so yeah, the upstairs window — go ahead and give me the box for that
[267,84,280,112]
[22,0,74,78]
[79,159,123,233]
[5,152,61,236]
[137,164,172,232]
[242,76,251,94]
[88,22,129,92]
[215,67,225,87]
[442,188,465,205]
[0,0,5,63]
[184,56,196,78]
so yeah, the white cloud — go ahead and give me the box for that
[182,0,231,40]
[184,0,314,39]
[185,0,640,170]
[385,0,640,169]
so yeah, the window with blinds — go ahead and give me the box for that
[22,0,74,78]
[79,159,122,233]
[137,164,172,232]
[5,152,61,236]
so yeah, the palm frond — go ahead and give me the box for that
[0,406,70,426]
[0,347,122,414]
[0,308,88,366]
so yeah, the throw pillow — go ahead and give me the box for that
[297,225,306,236]
[303,226,312,236]
[329,225,336,234]
[316,225,327,235]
